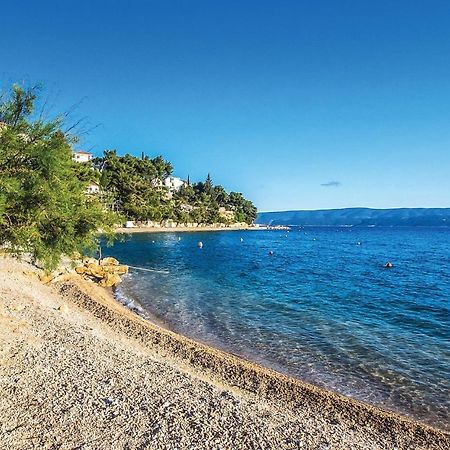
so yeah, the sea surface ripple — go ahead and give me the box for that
[108,227,450,430]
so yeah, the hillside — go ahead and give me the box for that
[255,208,450,227]
[90,151,257,226]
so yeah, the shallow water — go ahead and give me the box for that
[107,227,450,430]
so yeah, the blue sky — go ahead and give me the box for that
[2,1,450,211]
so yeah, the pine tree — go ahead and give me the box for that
[205,173,213,194]
[0,84,117,270]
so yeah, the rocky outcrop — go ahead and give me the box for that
[75,257,128,287]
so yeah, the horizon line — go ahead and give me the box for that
[257,206,450,213]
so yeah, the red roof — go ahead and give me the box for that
[74,150,92,155]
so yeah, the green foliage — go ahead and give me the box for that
[0,83,257,267]
[227,191,258,223]
[94,151,258,225]
[0,85,117,270]
[94,150,173,221]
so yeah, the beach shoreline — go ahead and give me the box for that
[116,225,269,234]
[0,256,448,449]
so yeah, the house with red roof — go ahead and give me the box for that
[72,150,93,163]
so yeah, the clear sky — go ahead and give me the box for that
[2,1,450,211]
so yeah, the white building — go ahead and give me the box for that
[72,150,93,163]
[164,176,185,192]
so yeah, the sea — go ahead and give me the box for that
[105,227,450,431]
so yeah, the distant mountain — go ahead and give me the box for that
[255,208,450,227]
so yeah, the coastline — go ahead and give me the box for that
[116,225,269,233]
[1,257,449,449]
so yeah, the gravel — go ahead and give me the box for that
[0,257,448,450]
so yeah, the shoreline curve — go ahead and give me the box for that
[57,275,450,449]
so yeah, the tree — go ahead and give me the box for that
[79,137,258,226]
[94,151,174,222]
[0,84,117,270]
[228,192,257,223]
[205,173,213,194]
[152,155,173,178]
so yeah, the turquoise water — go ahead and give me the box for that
[107,227,450,430]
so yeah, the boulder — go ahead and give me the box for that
[99,273,122,287]
[100,257,119,266]
[74,256,127,288]
[102,264,128,275]
[116,265,128,274]
[83,257,98,265]
[86,263,106,279]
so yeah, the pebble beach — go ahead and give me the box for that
[0,256,449,450]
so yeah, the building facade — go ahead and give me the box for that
[72,151,93,163]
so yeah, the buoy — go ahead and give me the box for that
[357,242,362,245]
[198,241,203,249]
[384,261,393,268]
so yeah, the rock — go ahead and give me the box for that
[116,265,128,274]
[74,255,126,287]
[99,273,122,287]
[83,257,98,265]
[102,265,128,275]
[100,257,119,266]
[86,264,106,279]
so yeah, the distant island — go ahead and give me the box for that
[256,208,450,227]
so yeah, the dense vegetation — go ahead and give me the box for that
[93,151,257,225]
[0,85,116,269]
[0,84,257,268]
